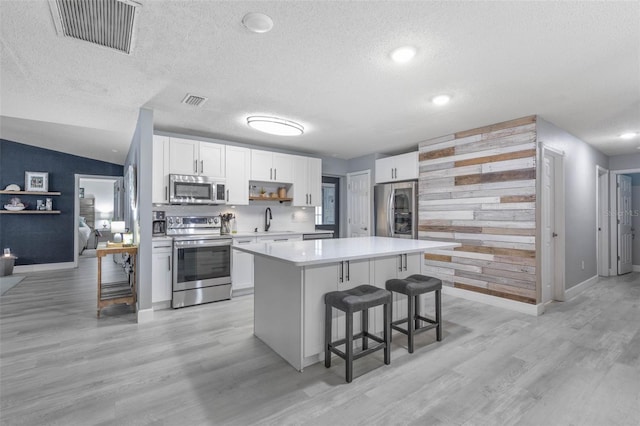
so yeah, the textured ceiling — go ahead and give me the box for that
[1,1,639,165]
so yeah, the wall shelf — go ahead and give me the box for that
[0,191,62,195]
[249,196,292,204]
[0,210,61,214]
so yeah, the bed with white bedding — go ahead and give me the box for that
[78,217,92,254]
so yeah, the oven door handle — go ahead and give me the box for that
[174,240,232,248]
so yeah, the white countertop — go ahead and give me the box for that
[232,236,459,266]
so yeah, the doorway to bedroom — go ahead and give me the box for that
[74,174,124,264]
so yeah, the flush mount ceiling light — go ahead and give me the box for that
[242,12,274,33]
[390,46,416,63]
[619,132,639,140]
[247,116,304,136]
[431,95,451,106]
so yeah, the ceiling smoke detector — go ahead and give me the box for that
[242,12,274,33]
[49,0,141,55]
[181,94,209,107]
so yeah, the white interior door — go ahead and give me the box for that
[541,153,555,304]
[347,170,371,237]
[617,174,633,275]
[597,168,609,276]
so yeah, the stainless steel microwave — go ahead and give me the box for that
[169,174,226,205]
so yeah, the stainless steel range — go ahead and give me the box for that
[167,215,232,308]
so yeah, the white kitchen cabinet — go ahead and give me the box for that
[152,135,170,204]
[151,240,173,306]
[225,146,251,205]
[232,237,256,293]
[375,151,418,184]
[257,234,303,243]
[169,137,225,178]
[371,252,422,331]
[250,149,293,183]
[303,258,370,358]
[292,156,322,207]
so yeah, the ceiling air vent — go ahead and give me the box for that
[181,94,209,107]
[49,0,141,55]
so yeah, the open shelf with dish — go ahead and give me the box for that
[2,190,62,213]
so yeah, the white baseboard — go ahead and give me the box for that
[564,275,599,301]
[442,286,540,316]
[633,265,640,272]
[137,308,154,323]
[14,262,75,273]
[152,301,171,311]
[232,288,254,298]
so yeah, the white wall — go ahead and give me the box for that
[537,118,609,289]
[80,178,115,219]
[609,153,640,171]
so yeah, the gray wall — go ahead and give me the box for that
[126,108,154,315]
[537,118,609,289]
[609,153,640,171]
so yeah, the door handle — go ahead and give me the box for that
[309,194,311,205]
[398,254,403,272]
[391,168,394,180]
[200,160,204,174]
[274,168,277,180]
[226,189,229,202]
[194,160,198,174]
[345,261,350,281]
[168,255,171,271]
[270,168,273,180]
[165,186,168,201]
[339,261,344,283]
[403,254,408,271]
[306,194,309,204]
[552,232,558,237]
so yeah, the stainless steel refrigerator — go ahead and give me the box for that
[374,181,418,239]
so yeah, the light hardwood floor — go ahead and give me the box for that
[1,258,639,426]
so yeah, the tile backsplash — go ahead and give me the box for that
[155,202,316,233]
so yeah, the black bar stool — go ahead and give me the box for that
[324,284,392,383]
[385,274,442,353]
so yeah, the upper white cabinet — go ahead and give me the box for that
[292,156,322,207]
[152,135,170,204]
[375,151,418,184]
[225,146,251,205]
[169,137,225,178]
[251,150,293,183]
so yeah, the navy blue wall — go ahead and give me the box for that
[0,140,123,265]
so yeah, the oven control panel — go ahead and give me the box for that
[167,215,222,236]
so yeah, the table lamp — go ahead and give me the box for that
[111,221,126,243]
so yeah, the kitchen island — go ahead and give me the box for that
[234,236,459,371]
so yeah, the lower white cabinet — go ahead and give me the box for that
[303,258,370,358]
[256,234,302,243]
[151,241,173,305]
[232,237,256,292]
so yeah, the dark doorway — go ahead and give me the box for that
[315,176,340,237]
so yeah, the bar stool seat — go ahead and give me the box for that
[385,274,442,353]
[324,284,391,383]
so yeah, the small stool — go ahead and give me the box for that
[385,274,442,353]
[324,284,392,383]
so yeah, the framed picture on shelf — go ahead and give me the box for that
[25,171,49,192]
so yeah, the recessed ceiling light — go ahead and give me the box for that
[620,132,638,140]
[242,12,273,33]
[431,95,451,106]
[390,46,416,63]
[112,149,119,153]
[247,116,304,136]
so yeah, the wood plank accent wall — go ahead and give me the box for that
[418,116,538,305]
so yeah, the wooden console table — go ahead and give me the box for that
[96,243,138,318]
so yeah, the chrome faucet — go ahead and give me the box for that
[265,207,272,232]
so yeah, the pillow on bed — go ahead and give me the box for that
[79,216,88,228]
